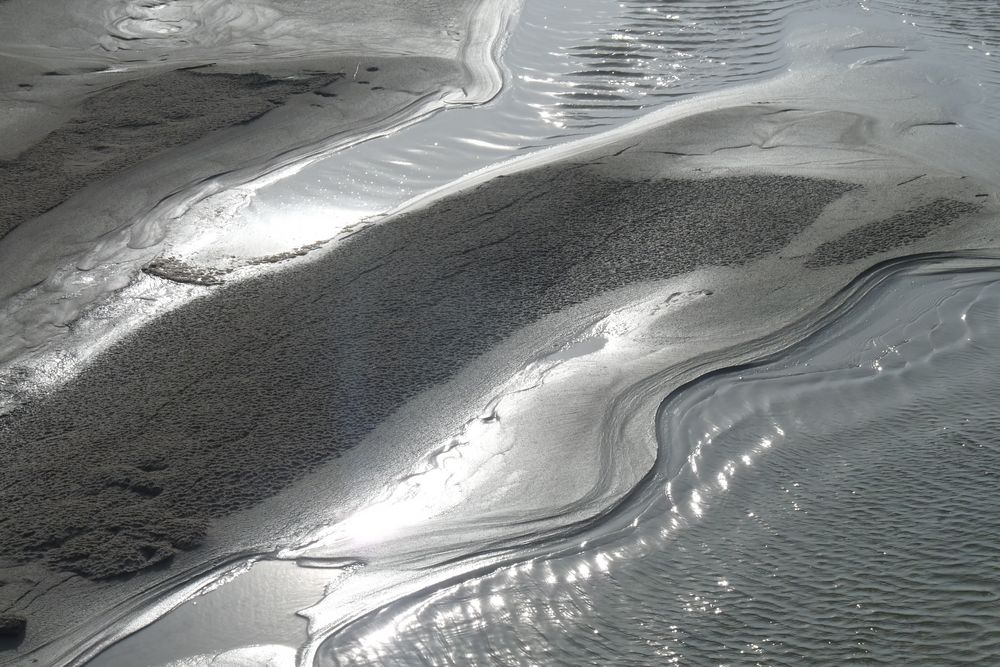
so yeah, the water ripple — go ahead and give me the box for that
[314,253,1000,665]
[507,0,809,136]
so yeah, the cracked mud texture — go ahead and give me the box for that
[806,198,981,268]
[0,68,341,240]
[2,168,858,579]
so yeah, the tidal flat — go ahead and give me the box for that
[1,0,1000,665]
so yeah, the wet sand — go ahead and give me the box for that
[0,0,499,657]
[0,0,493,243]
[0,68,342,240]
[1,104,996,661]
[0,54,465,288]
[301,252,1000,666]
[2,1,1000,663]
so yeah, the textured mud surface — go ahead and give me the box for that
[806,198,982,268]
[0,169,858,579]
[0,69,340,240]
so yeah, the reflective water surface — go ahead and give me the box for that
[235,0,811,238]
[315,255,1000,665]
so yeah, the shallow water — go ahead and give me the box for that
[869,0,1000,124]
[264,0,1000,226]
[312,254,1000,665]
[233,0,808,236]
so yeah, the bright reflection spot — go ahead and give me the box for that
[361,619,402,657]
[689,489,703,517]
[537,108,567,128]
[458,137,519,151]
[595,553,612,572]
[173,194,372,268]
[717,471,728,490]
[288,410,507,549]
[334,500,428,544]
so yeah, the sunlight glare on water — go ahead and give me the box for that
[315,256,1000,665]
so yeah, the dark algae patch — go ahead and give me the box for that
[0,616,25,638]
[143,257,229,286]
[0,615,25,651]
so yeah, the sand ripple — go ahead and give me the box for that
[497,0,805,138]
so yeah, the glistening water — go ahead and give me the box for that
[312,254,1000,665]
[233,0,806,236]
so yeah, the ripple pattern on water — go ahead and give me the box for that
[870,0,1000,126]
[519,0,808,135]
[240,0,820,240]
[314,255,1000,665]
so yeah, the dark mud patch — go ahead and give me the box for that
[806,198,981,268]
[0,69,341,240]
[144,258,229,286]
[0,168,857,580]
[0,614,25,652]
[143,240,331,285]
